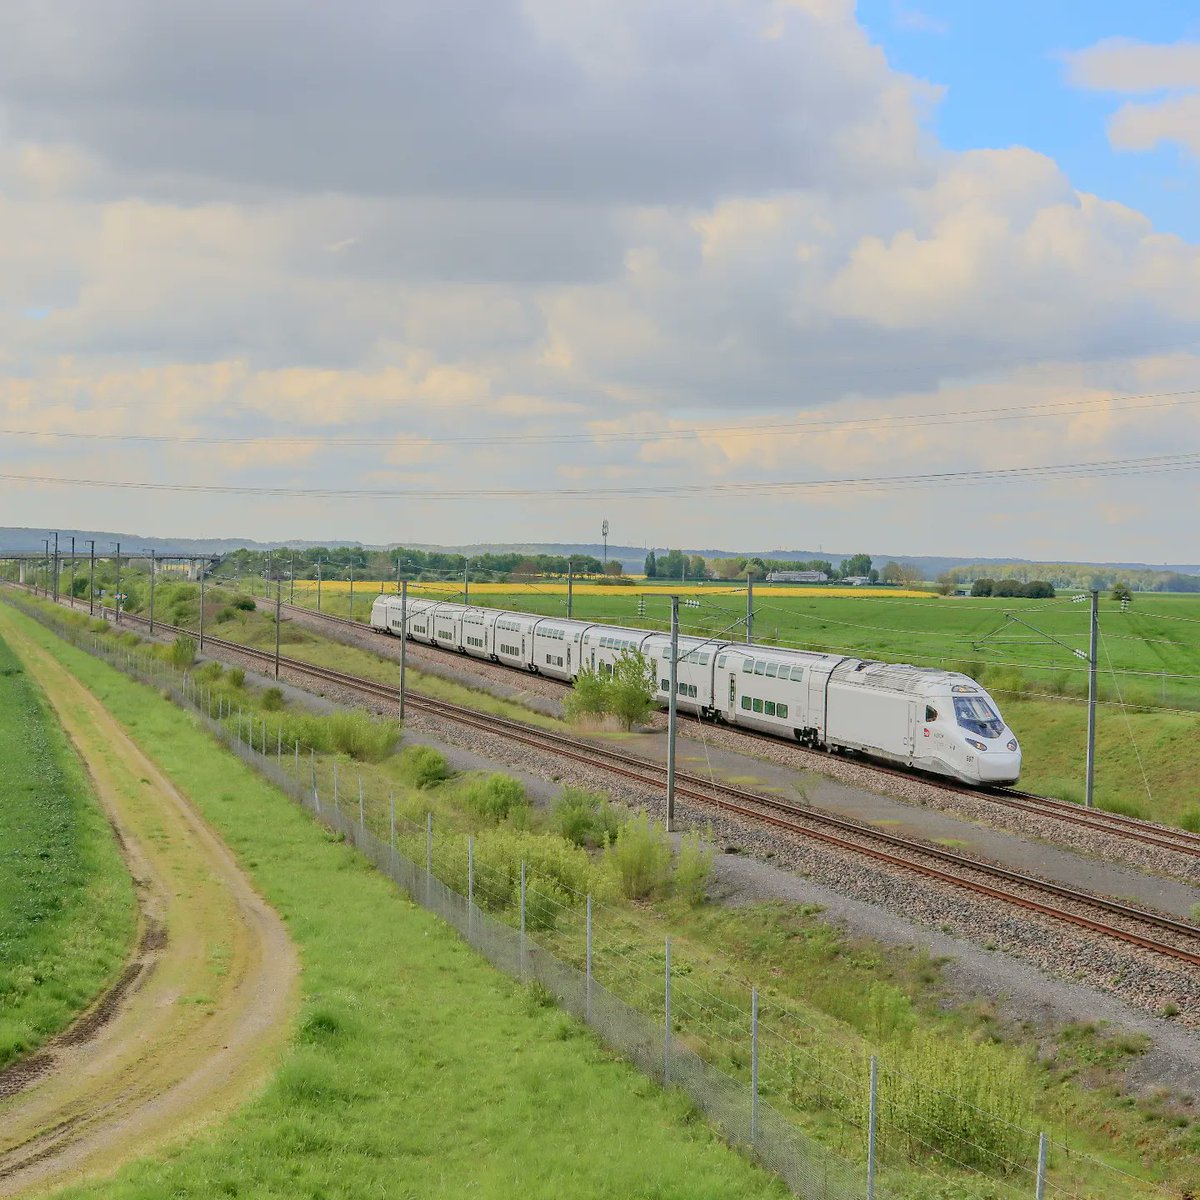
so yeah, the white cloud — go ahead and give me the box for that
[1065,37,1200,160]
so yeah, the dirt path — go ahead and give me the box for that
[0,615,300,1197]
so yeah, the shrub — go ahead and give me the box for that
[553,787,622,848]
[261,687,285,712]
[327,710,399,761]
[1180,809,1200,833]
[610,649,655,730]
[673,830,713,906]
[563,666,609,722]
[231,595,257,611]
[228,667,246,688]
[460,774,529,824]
[970,578,994,597]
[195,661,224,683]
[168,634,196,669]
[399,745,450,789]
[606,811,673,900]
[1022,580,1055,599]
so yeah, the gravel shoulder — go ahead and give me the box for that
[0,613,300,1198]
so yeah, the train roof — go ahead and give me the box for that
[832,661,982,696]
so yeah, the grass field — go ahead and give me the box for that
[11,596,1198,1197]
[0,631,136,1069]
[1,608,789,1200]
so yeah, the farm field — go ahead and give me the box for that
[8,593,1199,1197]
[0,630,135,1072]
[0,604,788,1200]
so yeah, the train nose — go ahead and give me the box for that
[976,748,1021,784]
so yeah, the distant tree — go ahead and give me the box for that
[971,578,995,597]
[511,557,541,581]
[936,572,957,596]
[1022,581,1055,599]
[714,557,745,580]
[1111,584,1133,604]
[604,560,624,576]
[841,553,872,578]
[868,568,880,584]
[881,561,904,585]
[688,555,709,580]
[744,557,767,580]
[644,550,657,579]
[993,578,1025,598]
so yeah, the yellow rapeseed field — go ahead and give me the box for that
[309,581,933,600]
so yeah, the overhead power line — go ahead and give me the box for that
[2,386,1198,449]
[2,448,1200,500]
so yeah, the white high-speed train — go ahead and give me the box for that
[370,596,1021,786]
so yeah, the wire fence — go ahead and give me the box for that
[6,592,1175,1200]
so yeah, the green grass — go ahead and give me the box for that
[13,597,1199,1196]
[0,608,788,1200]
[0,632,136,1069]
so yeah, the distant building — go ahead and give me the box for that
[765,570,829,583]
[841,576,871,586]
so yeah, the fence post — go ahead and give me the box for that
[664,936,672,1087]
[868,1055,878,1200]
[426,812,432,901]
[277,726,282,759]
[468,836,474,939]
[389,793,396,858]
[333,759,339,813]
[358,777,364,829]
[311,749,320,814]
[751,988,759,1143]
[585,894,593,1023]
[1035,1132,1048,1200]
[520,861,527,979]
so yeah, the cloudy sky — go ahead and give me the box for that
[1,0,1198,560]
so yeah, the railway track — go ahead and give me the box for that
[273,598,1200,864]
[47,596,1200,971]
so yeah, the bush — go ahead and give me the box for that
[970,578,994,597]
[195,661,224,683]
[327,710,399,761]
[399,745,450,789]
[563,666,610,722]
[606,811,673,900]
[460,774,529,824]
[992,578,1025,598]
[1022,580,1055,599]
[228,667,246,688]
[231,595,257,611]
[1179,809,1200,833]
[168,634,196,669]
[553,788,622,848]
[610,649,655,730]
[262,687,285,712]
[673,830,713,906]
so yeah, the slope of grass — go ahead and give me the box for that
[0,608,787,1200]
[0,632,136,1068]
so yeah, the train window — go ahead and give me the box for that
[752,698,763,713]
[661,679,670,691]
[717,655,727,668]
[792,668,804,682]
[778,704,788,719]
[754,661,766,675]
[766,664,778,678]
[925,705,938,722]
[765,701,776,716]
[700,653,710,665]
[741,696,751,710]
[778,666,790,680]
[742,660,752,673]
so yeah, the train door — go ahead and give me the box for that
[567,646,571,673]
[728,673,737,719]
[905,701,918,761]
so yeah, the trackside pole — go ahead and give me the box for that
[520,860,527,977]
[358,777,364,828]
[399,579,407,721]
[667,596,679,832]
[746,576,753,644]
[1035,1132,1048,1199]
[664,936,672,1086]
[751,988,759,1142]
[468,836,474,936]
[867,1055,878,1199]
[1085,589,1098,809]
[426,812,432,900]
[585,894,593,1022]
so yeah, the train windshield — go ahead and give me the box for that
[954,696,1004,739]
